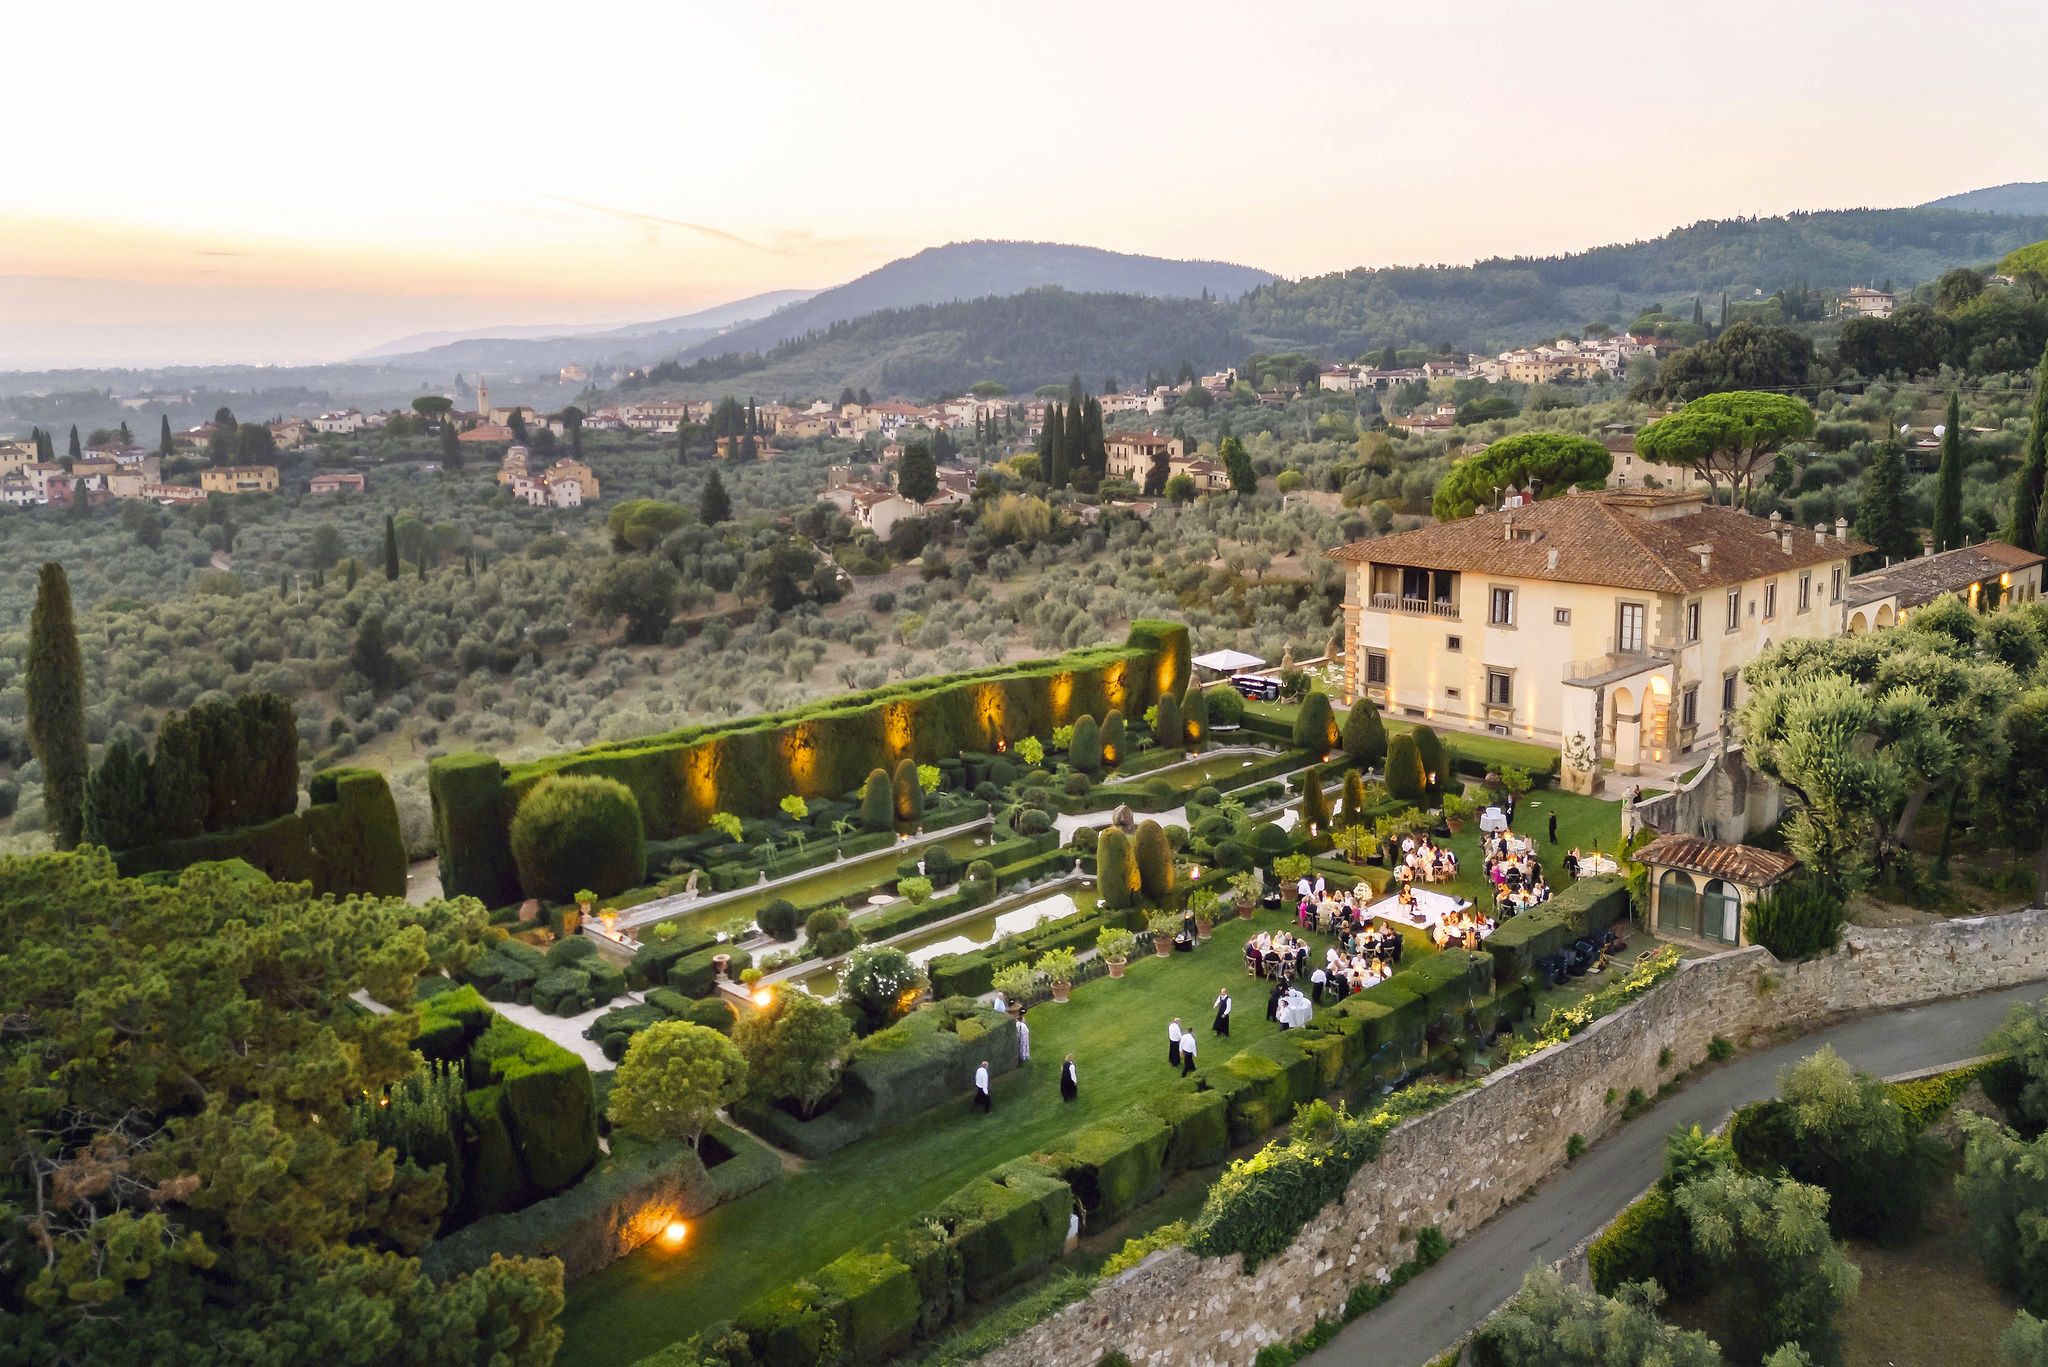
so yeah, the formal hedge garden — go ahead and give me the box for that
[410,982,602,1223]
[429,622,1191,902]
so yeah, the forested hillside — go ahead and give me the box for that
[635,288,1251,397]
[1237,208,2048,356]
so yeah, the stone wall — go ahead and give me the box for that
[1625,739,1781,845]
[983,906,2048,1367]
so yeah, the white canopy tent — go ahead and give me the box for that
[1191,648,1266,675]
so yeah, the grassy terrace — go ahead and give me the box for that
[1237,697,1564,779]
[561,903,1374,1365]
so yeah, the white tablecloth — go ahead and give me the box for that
[1278,994,1313,1028]
[1581,855,1620,876]
[1364,888,1475,933]
[1479,807,1509,833]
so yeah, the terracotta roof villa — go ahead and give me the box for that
[1635,833,1799,947]
[1327,489,1870,795]
[1845,539,2044,632]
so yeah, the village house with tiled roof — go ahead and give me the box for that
[1327,488,1868,793]
[1845,539,2044,633]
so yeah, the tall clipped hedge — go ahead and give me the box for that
[1069,715,1102,774]
[1097,828,1137,910]
[891,758,923,825]
[1410,725,1447,799]
[1342,699,1386,768]
[1133,819,1173,903]
[1182,686,1209,750]
[1152,692,1182,752]
[859,769,893,832]
[1292,692,1337,754]
[1340,770,1369,826]
[431,753,521,907]
[509,774,647,904]
[1385,733,1424,800]
[1300,765,1332,833]
[112,765,405,897]
[1100,709,1127,766]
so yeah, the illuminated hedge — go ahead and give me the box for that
[112,765,404,897]
[427,624,1188,901]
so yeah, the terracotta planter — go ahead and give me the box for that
[1050,982,1071,1003]
[1106,958,1127,979]
[518,899,541,923]
[1153,934,1173,957]
[1236,900,1257,920]
[1196,917,1214,942]
[711,952,732,981]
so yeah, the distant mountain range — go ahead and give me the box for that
[1919,182,2048,215]
[357,243,1268,376]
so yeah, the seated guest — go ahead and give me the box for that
[1564,848,1582,878]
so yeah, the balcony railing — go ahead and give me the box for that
[1368,592,1461,620]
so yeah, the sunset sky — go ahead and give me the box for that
[8,0,2045,368]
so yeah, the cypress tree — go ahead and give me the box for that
[25,563,87,849]
[67,425,81,461]
[1300,764,1332,834]
[383,514,401,580]
[36,428,53,461]
[1097,827,1136,910]
[1340,769,1369,827]
[352,613,396,692]
[150,710,207,841]
[345,558,359,590]
[1342,698,1388,768]
[1854,441,1917,568]
[238,692,300,823]
[1410,724,1448,801]
[83,735,153,851]
[1934,391,1965,552]
[1045,405,1069,488]
[158,414,173,457]
[2005,341,2048,553]
[1133,819,1174,903]
[700,469,732,526]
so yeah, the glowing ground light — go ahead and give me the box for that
[662,1221,688,1249]
[751,986,774,1007]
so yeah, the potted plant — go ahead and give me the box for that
[1441,792,1472,833]
[1229,869,1261,918]
[1036,947,1079,1003]
[1188,888,1220,942]
[1097,927,1136,978]
[1332,824,1379,866]
[1146,908,1179,956]
[574,888,596,917]
[991,962,1037,1012]
[1273,853,1313,892]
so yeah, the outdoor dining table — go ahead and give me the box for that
[1479,806,1509,833]
[1277,991,1313,1029]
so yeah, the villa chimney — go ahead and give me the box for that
[1503,515,1515,541]
[1922,534,1936,558]
[1835,516,1849,542]
[1814,521,1828,547]
[1696,544,1712,572]
[1546,547,1560,571]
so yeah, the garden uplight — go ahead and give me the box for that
[662,1221,688,1249]
[752,986,774,1007]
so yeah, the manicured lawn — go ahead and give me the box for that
[1421,787,1626,910]
[555,902,1399,1367]
[1238,698,1562,777]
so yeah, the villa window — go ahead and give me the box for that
[1722,669,1738,713]
[1554,607,1571,625]
[1798,572,1811,613]
[1685,600,1700,643]
[1486,669,1513,707]
[1681,684,1698,729]
[1726,588,1741,631]
[1617,602,1646,654]
[1365,650,1388,686]
[1763,583,1777,620]
[1446,635,1462,652]
[1490,586,1516,627]
[1831,567,1843,602]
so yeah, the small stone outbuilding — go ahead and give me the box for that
[1636,833,1798,948]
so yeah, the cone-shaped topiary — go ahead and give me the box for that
[860,768,893,831]
[1133,819,1174,903]
[891,757,924,824]
[1342,698,1387,768]
[1100,708,1126,768]
[1070,715,1103,774]
[510,774,647,903]
[1341,770,1369,826]
[1410,725,1448,801]
[1182,686,1209,751]
[1153,693,1182,752]
[1097,827,1137,910]
[1292,692,1337,755]
[1385,734,1425,801]
[1300,765,1332,834]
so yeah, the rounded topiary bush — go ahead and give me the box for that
[1193,812,1233,841]
[509,774,646,904]
[965,859,995,883]
[1292,691,1337,754]
[1249,822,1291,853]
[1133,820,1174,902]
[757,898,802,941]
[1191,785,1223,809]
[1208,687,1244,728]
[1017,808,1054,836]
[923,846,959,887]
[1385,733,1425,801]
[1213,839,1247,870]
[1064,771,1092,797]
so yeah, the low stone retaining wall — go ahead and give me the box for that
[981,906,2048,1367]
